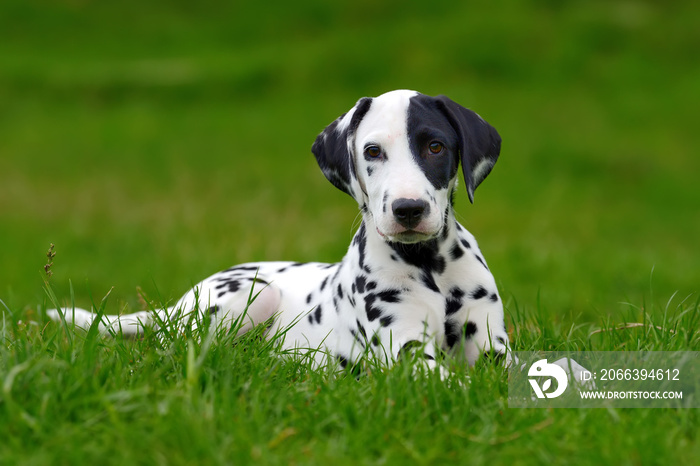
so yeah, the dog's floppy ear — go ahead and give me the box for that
[312,97,373,202]
[436,96,501,203]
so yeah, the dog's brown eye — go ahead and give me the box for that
[428,142,444,154]
[365,145,382,158]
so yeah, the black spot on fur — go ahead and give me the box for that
[225,265,260,272]
[460,238,472,249]
[350,329,366,348]
[420,272,440,293]
[337,284,344,299]
[474,254,489,270]
[313,306,322,324]
[364,294,382,321]
[306,293,313,304]
[377,289,402,303]
[356,224,368,270]
[463,321,478,339]
[207,305,220,316]
[444,320,460,348]
[445,287,465,315]
[489,293,499,302]
[388,239,440,271]
[320,276,329,291]
[355,275,367,294]
[449,241,464,260]
[441,207,451,241]
[399,340,422,358]
[371,334,381,346]
[366,281,377,291]
[496,336,507,345]
[379,315,394,327]
[356,320,367,338]
[215,279,241,292]
[471,286,488,300]
[336,354,349,369]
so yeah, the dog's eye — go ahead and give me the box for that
[428,142,444,154]
[364,145,382,159]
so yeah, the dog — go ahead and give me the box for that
[48,90,511,373]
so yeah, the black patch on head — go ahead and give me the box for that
[312,97,373,197]
[489,293,499,303]
[432,95,502,203]
[366,166,373,177]
[471,286,488,300]
[463,321,478,339]
[406,95,461,190]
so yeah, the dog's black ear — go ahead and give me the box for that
[312,97,373,201]
[436,96,501,203]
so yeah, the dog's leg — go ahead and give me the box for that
[461,299,511,366]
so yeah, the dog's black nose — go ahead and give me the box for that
[392,198,430,229]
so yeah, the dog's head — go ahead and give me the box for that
[312,90,501,244]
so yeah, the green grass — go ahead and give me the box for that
[2,290,699,465]
[2,0,700,464]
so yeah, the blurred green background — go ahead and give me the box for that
[1,0,698,324]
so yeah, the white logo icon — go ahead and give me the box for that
[528,359,569,399]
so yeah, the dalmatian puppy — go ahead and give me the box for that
[48,90,511,372]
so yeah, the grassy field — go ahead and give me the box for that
[2,1,699,464]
